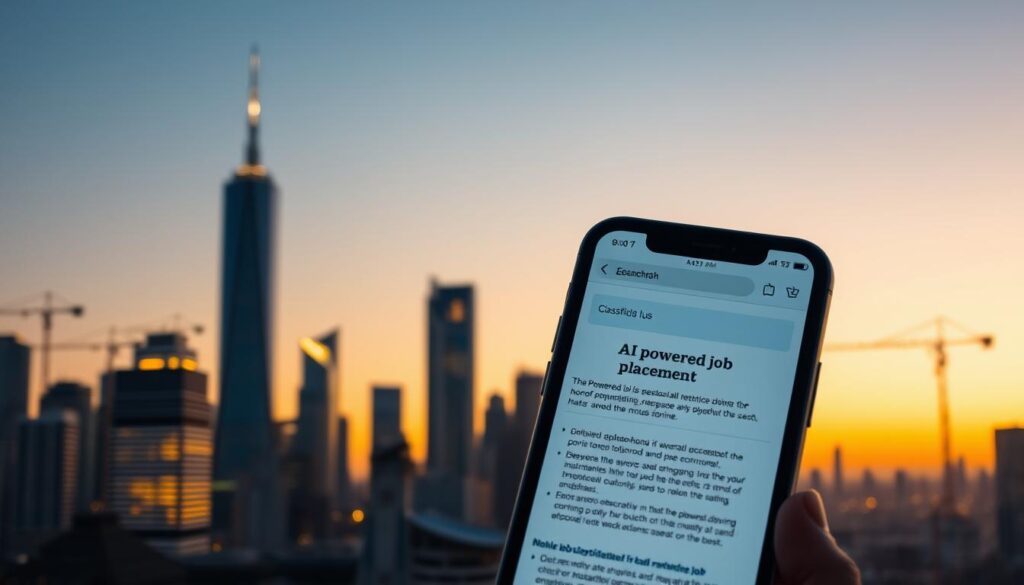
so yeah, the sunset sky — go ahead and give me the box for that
[1,2,1022,480]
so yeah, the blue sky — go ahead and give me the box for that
[2,1,1022,475]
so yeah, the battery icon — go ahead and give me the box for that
[793,262,808,271]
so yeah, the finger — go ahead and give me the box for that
[774,490,860,585]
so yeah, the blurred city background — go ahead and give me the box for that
[1,2,1022,584]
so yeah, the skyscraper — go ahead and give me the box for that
[0,335,30,552]
[481,393,509,528]
[894,468,909,512]
[482,395,507,458]
[40,380,94,511]
[336,416,352,517]
[9,411,79,556]
[514,371,542,439]
[290,330,340,541]
[995,426,1024,561]
[94,370,117,505]
[0,335,30,463]
[372,386,402,451]
[212,47,280,551]
[109,332,212,557]
[512,371,543,469]
[363,386,409,585]
[489,370,545,530]
[423,281,474,520]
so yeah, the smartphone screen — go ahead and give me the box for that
[511,229,818,584]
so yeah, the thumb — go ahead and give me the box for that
[774,490,860,585]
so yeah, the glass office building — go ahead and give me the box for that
[422,282,474,520]
[289,330,340,541]
[109,332,211,557]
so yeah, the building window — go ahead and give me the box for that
[448,299,465,323]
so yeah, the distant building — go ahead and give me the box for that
[373,386,402,450]
[407,513,504,584]
[94,370,116,505]
[423,282,474,520]
[894,468,909,512]
[862,469,877,499]
[514,371,542,441]
[482,394,506,444]
[362,387,410,585]
[833,445,844,499]
[956,455,969,505]
[972,468,998,555]
[40,381,94,510]
[109,332,212,557]
[494,370,545,528]
[996,426,1024,561]
[480,394,510,529]
[212,48,281,552]
[512,370,543,468]
[8,411,80,556]
[336,416,352,515]
[290,330,340,542]
[0,334,30,553]
[0,336,30,442]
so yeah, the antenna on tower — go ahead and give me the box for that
[246,45,261,166]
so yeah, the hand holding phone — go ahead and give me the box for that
[498,217,833,584]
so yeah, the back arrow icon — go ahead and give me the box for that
[601,264,608,275]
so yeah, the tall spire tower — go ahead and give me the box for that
[212,47,281,552]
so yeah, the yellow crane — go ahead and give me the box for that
[825,316,993,515]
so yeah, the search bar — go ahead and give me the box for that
[589,294,794,351]
[597,259,755,297]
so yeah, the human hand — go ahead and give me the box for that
[774,490,860,585]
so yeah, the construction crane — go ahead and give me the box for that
[825,316,993,515]
[0,291,85,393]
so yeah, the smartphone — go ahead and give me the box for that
[497,217,832,585]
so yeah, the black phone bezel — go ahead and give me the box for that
[496,216,834,585]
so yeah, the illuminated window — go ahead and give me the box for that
[181,357,198,371]
[161,435,181,461]
[138,357,165,370]
[448,298,465,323]
[167,356,180,369]
[183,439,212,457]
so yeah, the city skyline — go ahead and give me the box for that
[2,2,1024,484]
